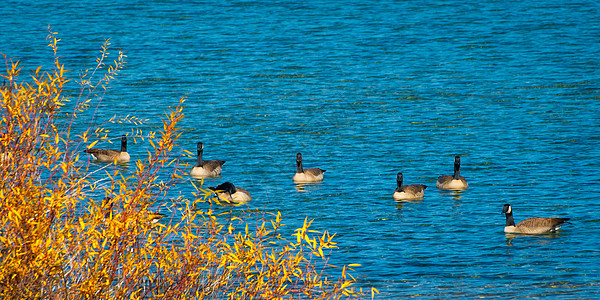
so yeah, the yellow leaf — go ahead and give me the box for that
[87,139,99,149]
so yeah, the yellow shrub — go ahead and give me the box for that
[0,29,375,299]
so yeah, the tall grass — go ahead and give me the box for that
[0,29,376,299]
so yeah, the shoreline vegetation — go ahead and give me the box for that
[0,29,375,299]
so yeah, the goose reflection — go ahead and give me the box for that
[438,189,464,199]
[451,190,463,201]
[394,198,422,213]
[294,181,323,192]
[504,232,563,246]
[393,198,422,204]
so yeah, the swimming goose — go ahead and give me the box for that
[436,156,468,190]
[190,142,225,178]
[145,211,167,224]
[84,135,130,163]
[102,197,166,224]
[0,134,8,163]
[502,203,570,234]
[393,172,427,201]
[209,182,252,204]
[292,153,326,183]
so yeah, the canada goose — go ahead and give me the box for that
[502,203,570,234]
[84,135,130,163]
[145,211,167,224]
[392,172,427,201]
[102,197,166,224]
[292,153,326,183]
[436,156,468,190]
[209,182,252,204]
[0,133,9,163]
[190,142,225,178]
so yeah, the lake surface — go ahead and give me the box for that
[3,0,600,298]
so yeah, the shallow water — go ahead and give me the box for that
[3,0,600,298]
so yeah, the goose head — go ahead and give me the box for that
[197,142,204,155]
[396,172,404,189]
[210,182,237,195]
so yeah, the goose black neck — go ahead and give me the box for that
[453,158,461,180]
[505,211,516,227]
[396,173,404,191]
[121,136,127,152]
[296,158,303,173]
[195,148,203,167]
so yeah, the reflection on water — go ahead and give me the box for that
[394,199,421,213]
[394,198,422,205]
[437,190,465,201]
[294,182,323,192]
[504,232,565,246]
[88,160,131,170]
[450,191,463,201]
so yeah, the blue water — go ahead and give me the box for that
[3,1,600,298]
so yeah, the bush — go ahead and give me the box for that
[0,29,375,299]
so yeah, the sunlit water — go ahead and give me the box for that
[3,0,600,298]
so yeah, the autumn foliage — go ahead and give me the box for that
[0,29,374,299]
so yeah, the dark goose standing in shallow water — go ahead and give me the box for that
[392,172,427,201]
[292,153,326,183]
[436,156,468,190]
[84,135,130,163]
[502,203,570,234]
[190,142,225,178]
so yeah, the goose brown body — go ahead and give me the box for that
[292,153,325,183]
